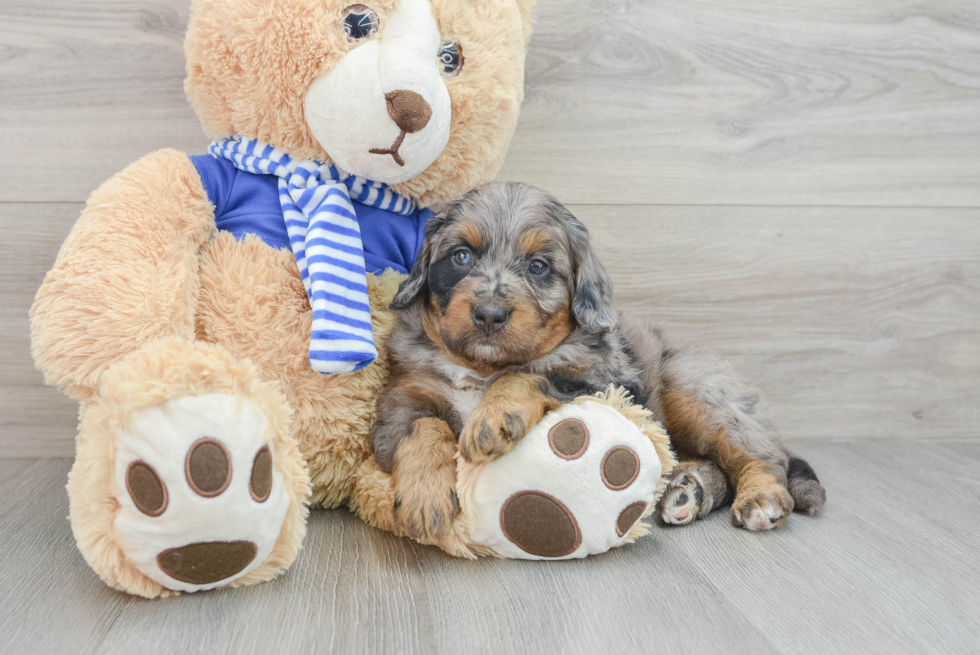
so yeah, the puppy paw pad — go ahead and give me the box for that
[500,491,582,558]
[548,418,590,460]
[658,472,703,526]
[601,446,640,490]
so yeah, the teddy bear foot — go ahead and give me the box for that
[68,338,310,597]
[461,397,673,559]
[114,393,292,592]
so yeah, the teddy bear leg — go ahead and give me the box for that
[68,337,310,597]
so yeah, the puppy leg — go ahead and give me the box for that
[391,418,460,541]
[370,371,462,540]
[661,348,802,531]
[657,458,731,526]
[459,374,559,464]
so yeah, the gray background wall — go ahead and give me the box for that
[2,0,979,455]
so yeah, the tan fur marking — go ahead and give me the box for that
[457,221,484,249]
[535,305,573,357]
[391,417,459,542]
[519,227,550,254]
[662,389,792,526]
[459,374,559,464]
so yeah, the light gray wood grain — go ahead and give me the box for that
[499,0,980,206]
[1,0,980,205]
[0,203,81,457]
[2,443,978,655]
[4,202,977,456]
[0,0,207,203]
[575,204,980,442]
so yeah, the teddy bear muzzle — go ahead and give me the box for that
[304,0,452,183]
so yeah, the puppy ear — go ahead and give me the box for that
[390,241,431,310]
[553,202,617,333]
[390,212,446,310]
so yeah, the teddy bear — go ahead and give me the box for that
[30,0,675,598]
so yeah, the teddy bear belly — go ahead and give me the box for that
[194,231,404,507]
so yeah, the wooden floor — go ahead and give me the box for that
[2,441,979,655]
[1,0,979,652]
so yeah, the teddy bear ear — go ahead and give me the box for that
[514,0,536,42]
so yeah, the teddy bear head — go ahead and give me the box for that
[185,0,533,206]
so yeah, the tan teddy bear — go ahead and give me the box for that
[31,0,674,598]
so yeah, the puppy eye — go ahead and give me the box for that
[453,248,472,267]
[438,42,464,77]
[528,259,549,275]
[341,5,379,41]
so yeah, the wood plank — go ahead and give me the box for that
[0,0,207,203]
[0,203,81,457]
[499,0,980,206]
[3,203,978,456]
[662,441,980,654]
[1,1,979,206]
[574,204,980,442]
[2,443,979,654]
[0,459,132,655]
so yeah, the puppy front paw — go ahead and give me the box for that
[390,417,459,541]
[459,405,530,464]
[392,474,460,541]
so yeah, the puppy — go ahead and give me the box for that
[370,182,826,541]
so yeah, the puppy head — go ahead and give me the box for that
[391,182,616,368]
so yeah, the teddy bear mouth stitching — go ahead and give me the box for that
[369,129,408,167]
[369,90,434,167]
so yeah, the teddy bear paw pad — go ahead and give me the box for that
[467,402,663,559]
[113,394,290,592]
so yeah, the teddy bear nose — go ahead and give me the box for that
[384,90,432,134]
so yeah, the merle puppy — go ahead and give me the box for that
[369,182,825,541]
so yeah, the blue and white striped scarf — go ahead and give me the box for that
[209,136,418,374]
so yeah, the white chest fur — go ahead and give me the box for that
[437,361,490,425]
[448,386,485,425]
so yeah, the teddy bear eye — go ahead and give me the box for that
[341,5,379,41]
[438,42,463,77]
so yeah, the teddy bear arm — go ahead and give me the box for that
[30,149,216,400]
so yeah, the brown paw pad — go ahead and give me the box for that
[185,437,232,497]
[157,541,258,585]
[249,445,273,503]
[500,491,582,558]
[616,501,647,537]
[601,446,640,490]
[126,460,168,517]
[548,418,590,460]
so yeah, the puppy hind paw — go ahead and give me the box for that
[656,470,705,527]
[731,485,794,531]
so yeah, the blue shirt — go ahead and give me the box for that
[191,154,431,275]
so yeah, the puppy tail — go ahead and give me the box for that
[787,456,826,516]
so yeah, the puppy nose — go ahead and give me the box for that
[384,90,432,133]
[472,304,510,333]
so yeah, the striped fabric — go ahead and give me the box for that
[209,136,418,374]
